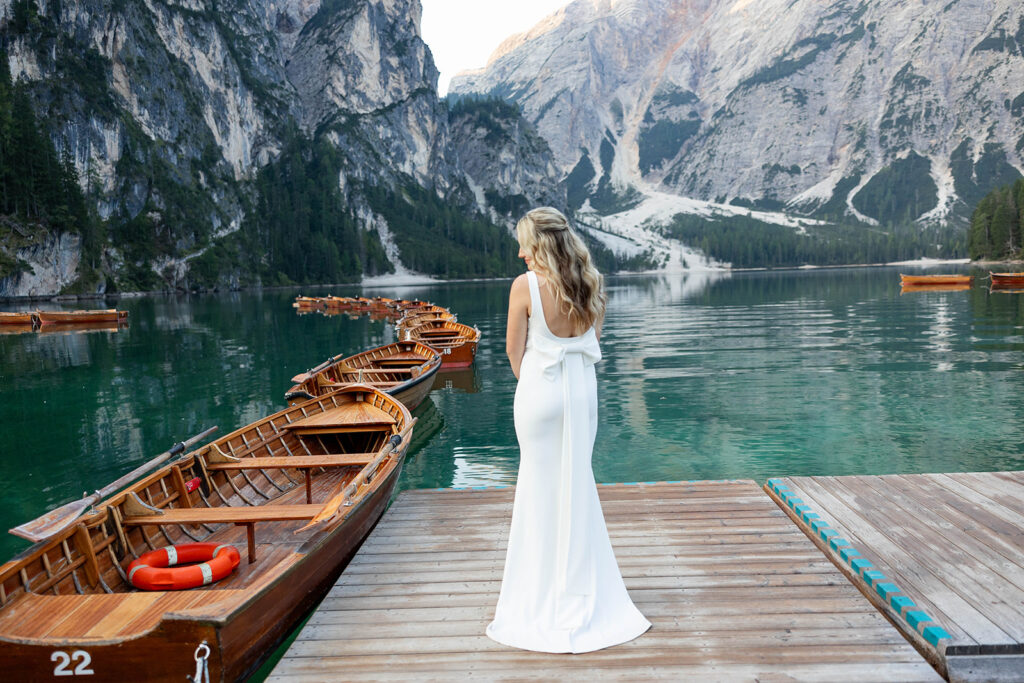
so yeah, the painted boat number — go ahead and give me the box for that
[444,348,451,354]
[51,650,93,676]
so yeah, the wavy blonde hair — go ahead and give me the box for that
[516,207,606,334]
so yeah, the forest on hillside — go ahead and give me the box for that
[968,178,1024,261]
[659,214,968,269]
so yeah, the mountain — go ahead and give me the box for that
[0,0,564,296]
[450,0,1024,228]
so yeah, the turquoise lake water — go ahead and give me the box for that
[1,266,1022,559]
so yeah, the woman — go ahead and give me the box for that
[486,207,651,653]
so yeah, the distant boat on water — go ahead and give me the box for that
[899,274,972,286]
[36,309,128,324]
[989,272,1024,289]
[0,311,37,325]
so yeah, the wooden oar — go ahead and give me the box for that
[296,419,417,533]
[9,426,218,542]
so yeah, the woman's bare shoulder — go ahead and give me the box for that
[510,273,530,292]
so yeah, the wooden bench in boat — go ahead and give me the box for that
[356,366,416,374]
[283,403,396,436]
[123,503,322,563]
[205,453,376,504]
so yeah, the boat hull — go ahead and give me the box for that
[0,445,404,683]
[36,310,127,324]
[435,340,478,369]
[0,311,36,325]
[898,274,972,286]
[285,342,441,410]
[389,366,440,409]
[990,272,1024,288]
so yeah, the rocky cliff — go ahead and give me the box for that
[0,0,562,296]
[450,0,1024,226]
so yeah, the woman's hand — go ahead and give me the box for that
[506,274,530,380]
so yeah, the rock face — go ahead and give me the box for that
[450,0,1024,224]
[0,0,561,295]
[447,98,566,223]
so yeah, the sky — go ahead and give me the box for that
[420,0,569,96]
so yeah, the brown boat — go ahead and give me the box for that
[393,299,432,312]
[322,295,356,310]
[0,386,414,682]
[898,274,972,286]
[989,272,1024,288]
[36,309,128,325]
[407,320,481,369]
[292,296,324,309]
[285,341,441,410]
[367,296,396,312]
[0,311,37,325]
[396,309,457,331]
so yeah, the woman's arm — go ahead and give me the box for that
[506,274,530,380]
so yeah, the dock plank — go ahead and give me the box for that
[271,481,939,681]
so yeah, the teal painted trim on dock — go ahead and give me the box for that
[922,626,951,647]
[906,611,934,630]
[850,557,873,573]
[828,536,850,551]
[891,595,917,615]
[767,477,954,659]
[862,570,886,586]
[840,546,862,562]
[876,582,902,601]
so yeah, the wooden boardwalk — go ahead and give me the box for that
[270,481,939,681]
[767,472,1024,682]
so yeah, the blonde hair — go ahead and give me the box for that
[515,207,606,334]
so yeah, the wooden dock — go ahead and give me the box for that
[767,472,1024,682]
[270,481,939,681]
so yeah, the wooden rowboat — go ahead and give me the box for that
[292,296,324,309]
[989,272,1024,288]
[36,309,128,324]
[0,311,37,325]
[393,299,432,312]
[396,309,457,331]
[406,320,481,369]
[0,386,414,682]
[898,274,972,286]
[322,296,356,310]
[285,341,441,410]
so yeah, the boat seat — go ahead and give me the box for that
[204,453,375,504]
[204,454,375,470]
[123,504,322,564]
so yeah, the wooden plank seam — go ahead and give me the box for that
[765,478,953,651]
[431,479,752,492]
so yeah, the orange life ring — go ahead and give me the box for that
[127,543,240,591]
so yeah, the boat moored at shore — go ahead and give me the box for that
[0,386,414,682]
[285,341,441,410]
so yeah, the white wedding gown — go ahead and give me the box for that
[486,271,651,653]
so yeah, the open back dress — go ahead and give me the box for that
[486,270,651,653]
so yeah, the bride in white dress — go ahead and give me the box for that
[486,207,651,653]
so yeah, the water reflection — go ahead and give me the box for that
[1,267,1023,560]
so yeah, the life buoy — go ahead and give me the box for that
[127,543,240,591]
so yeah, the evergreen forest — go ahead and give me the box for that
[967,178,1024,261]
[660,213,967,269]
